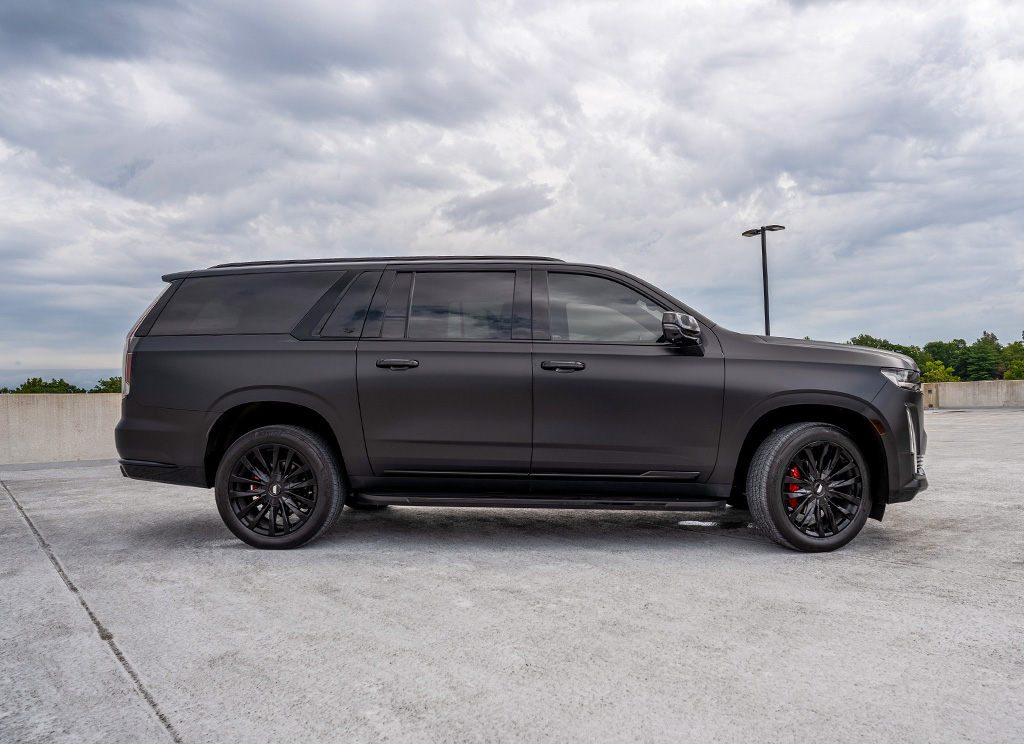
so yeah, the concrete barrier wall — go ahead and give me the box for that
[0,394,121,465]
[923,380,1024,409]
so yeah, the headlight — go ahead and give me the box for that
[881,367,921,392]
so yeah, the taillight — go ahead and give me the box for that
[123,351,133,395]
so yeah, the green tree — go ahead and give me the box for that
[964,332,1002,381]
[7,377,87,394]
[1000,341,1024,369]
[90,376,122,393]
[924,339,969,379]
[1004,360,1024,380]
[920,360,961,382]
[848,334,931,368]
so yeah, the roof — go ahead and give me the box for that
[208,255,564,269]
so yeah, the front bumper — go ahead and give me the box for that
[890,469,928,503]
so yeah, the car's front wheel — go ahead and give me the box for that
[214,425,345,549]
[747,422,871,552]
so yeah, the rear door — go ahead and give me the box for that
[356,267,533,476]
[530,268,725,480]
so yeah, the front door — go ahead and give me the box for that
[357,268,533,476]
[530,269,725,480]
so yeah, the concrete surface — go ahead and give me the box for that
[0,394,120,465]
[924,380,1024,409]
[1,409,1022,743]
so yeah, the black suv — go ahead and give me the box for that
[116,256,927,552]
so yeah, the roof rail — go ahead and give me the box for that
[210,255,564,269]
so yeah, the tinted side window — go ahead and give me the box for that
[150,271,343,335]
[547,273,666,343]
[407,272,516,340]
[319,271,381,338]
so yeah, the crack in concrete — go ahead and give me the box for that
[1,476,184,744]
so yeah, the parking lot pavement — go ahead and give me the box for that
[2,410,1022,743]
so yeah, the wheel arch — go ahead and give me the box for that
[204,401,345,487]
[730,403,889,518]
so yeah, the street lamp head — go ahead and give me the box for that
[764,225,785,231]
[741,229,761,237]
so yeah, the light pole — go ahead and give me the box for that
[742,224,785,336]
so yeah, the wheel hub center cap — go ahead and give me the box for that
[814,483,825,495]
[270,483,282,497]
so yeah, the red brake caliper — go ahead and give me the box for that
[787,465,801,508]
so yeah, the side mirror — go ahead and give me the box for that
[662,312,704,353]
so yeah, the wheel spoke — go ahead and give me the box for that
[829,476,860,489]
[270,445,281,476]
[830,461,856,479]
[285,464,311,482]
[230,475,262,486]
[248,502,270,528]
[253,447,272,476]
[242,455,269,482]
[235,496,265,519]
[798,449,819,479]
[826,497,855,519]
[821,446,841,479]
[230,489,265,499]
[829,488,861,505]
[288,493,315,508]
[282,448,295,477]
[285,478,315,491]
[823,502,838,534]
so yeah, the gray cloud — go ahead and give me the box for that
[444,184,553,231]
[0,0,1022,369]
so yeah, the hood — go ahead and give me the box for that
[758,335,917,369]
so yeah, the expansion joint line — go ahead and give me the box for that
[1,477,183,744]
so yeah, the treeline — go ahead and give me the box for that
[0,376,122,394]
[849,332,1024,383]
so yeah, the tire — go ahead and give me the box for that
[215,425,345,549]
[747,422,872,552]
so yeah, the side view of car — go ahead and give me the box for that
[116,256,927,551]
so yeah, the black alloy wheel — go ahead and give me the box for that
[215,425,345,549]
[227,443,317,537]
[781,441,863,539]
[747,422,872,552]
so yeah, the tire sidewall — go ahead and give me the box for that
[214,426,342,549]
[763,425,872,552]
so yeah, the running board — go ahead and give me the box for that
[350,494,727,511]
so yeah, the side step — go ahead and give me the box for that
[349,494,727,512]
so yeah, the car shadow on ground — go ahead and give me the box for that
[315,505,771,552]
[126,504,776,554]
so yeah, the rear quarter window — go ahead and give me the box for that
[150,271,344,335]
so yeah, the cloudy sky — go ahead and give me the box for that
[1,0,1022,372]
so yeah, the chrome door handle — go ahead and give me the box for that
[540,360,585,373]
[376,359,419,370]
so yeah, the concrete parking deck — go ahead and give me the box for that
[2,409,1022,743]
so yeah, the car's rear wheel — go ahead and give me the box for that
[747,422,871,552]
[215,425,345,549]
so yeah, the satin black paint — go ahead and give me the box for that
[115,257,927,514]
